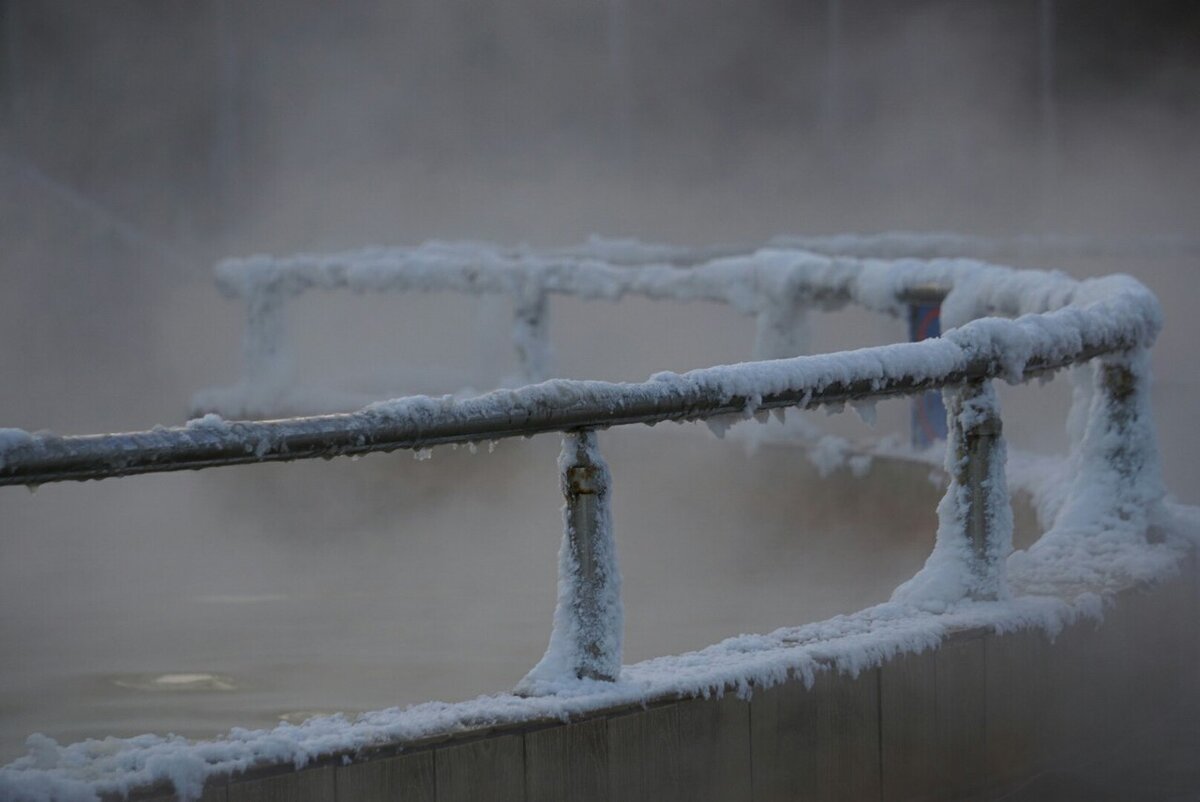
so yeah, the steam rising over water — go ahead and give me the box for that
[1,430,943,759]
[0,1,1197,783]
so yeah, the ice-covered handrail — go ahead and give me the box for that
[0,269,1159,486]
[200,235,1186,417]
[211,243,952,312]
[769,231,1200,260]
[0,257,1166,697]
[0,245,1180,801]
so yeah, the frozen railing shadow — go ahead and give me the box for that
[0,252,1168,692]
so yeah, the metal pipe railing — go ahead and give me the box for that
[201,233,1192,422]
[0,255,1165,687]
[0,339,1125,488]
[196,245,958,419]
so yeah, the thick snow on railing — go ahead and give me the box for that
[1,247,1193,802]
[769,231,1200,260]
[197,241,927,415]
[0,267,1159,485]
[196,235,1184,417]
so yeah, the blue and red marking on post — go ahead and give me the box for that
[908,304,948,448]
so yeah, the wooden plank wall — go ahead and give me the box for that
[130,566,1197,802]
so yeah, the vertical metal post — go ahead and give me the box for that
[1097,360,1135,467]
[1052,349,1164,543]
[243,285,291,396]
[944,380,1011,600]
[512,279,552,385]
[752,292,810,361]
[517,430,622,693]
[559,430,621,681]
[1095,353,1162,534]
[909,302,948,447]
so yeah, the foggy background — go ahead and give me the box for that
[0,0,1197,778]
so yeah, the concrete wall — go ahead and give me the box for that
[124,558,1198,802]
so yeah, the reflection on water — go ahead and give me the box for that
[0,424,939,761]
[277,711,342,726]
[110,674,239,693]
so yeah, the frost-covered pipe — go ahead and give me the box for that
[0,319,1145,488]
[752,287,810,361]
[243,286,292,396]
[210,244,1177,421]
[907,301,948,447]
[769,232,1200,261]
[952,381,1012,598]
[512,278,553,384]
[0,268,1161,486]
[1054,349,1164,538]
[516,431,622,692]
[212,244,962,316]
[893,380,1012,607]
[215,236,1200,305]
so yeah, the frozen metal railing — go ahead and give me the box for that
[0,338,1130,486]
[197,233,1196,421]
[0,256,1164,686]
[768,231,1200,261]
[194,242,953,417]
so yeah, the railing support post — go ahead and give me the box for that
[516,430,622,693]
[907,302,948,447]
[243,286,292,400]
[1053,348,1164,539]
[1096,358,1146,495]
[512,278,552,385]
[893,379,1012,606]
[950,381,1010,595]
[752,290,809,361]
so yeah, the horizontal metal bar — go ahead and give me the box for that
[221,264,948,311]
[0,340,1124,487]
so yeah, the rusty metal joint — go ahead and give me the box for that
[567,465,601,495]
